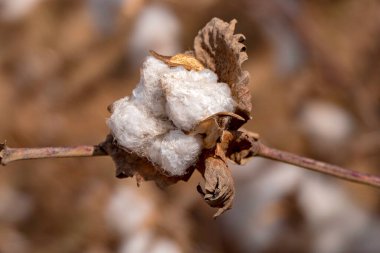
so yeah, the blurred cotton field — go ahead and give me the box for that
[0,1,380,253]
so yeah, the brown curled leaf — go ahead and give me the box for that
[189,112,245,149]
[194,17,252,123]
[197,153,235,218]
[197,143,235,218]
[149,50,204,71]
[190,116,222,149]
[100,134,192,188]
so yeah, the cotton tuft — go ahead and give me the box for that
[107,96,173,154]
[133,57,171,117]
[107,56,236,176]
[162,68,235,131]
[148,130,202,175]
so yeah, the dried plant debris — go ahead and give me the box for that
[189,112,245,149]
[197,136,236,218]
[226,130,260,165]
[194,17,252,123]
[149,50,205,71]
[0,142,6,165]
[105,18,253,217]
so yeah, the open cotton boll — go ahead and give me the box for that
[132,56,171,117]
[162,68,236,131]
[127,4,181,66]
[108,56,236,175]
[107,97,173,154]
[148,130,202,176]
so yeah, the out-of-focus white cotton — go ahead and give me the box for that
[128,4,181,65]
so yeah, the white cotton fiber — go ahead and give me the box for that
[162,68,236,131]
[127,4,181,66]
[148,130,202,175]
[107,97,173,154]
[132,57,171,117]
[107,56,236,176]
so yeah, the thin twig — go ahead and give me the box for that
[254,141,380,188]
[0,142,106,165]
[1,136,380,189]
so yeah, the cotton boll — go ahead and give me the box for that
[119,231,182,253]
[119,229,154,253]
[107,97,173,154]
[108,56,236,175]
[0,0,43,22]
[132,56,171,116]
[127,4,181,65]
[223,160,305,253]
[148,130,203,176]
[162,68,235,131]
[298,101,355,152]
[298,176,369,253]
[149,238,182,253]
[106,185,155,237]
[87,0,122,34]
[0,185,33,223]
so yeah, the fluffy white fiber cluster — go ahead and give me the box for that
[108,56,235,176]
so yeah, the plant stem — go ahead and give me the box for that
[255,141,380,188]
[0,143,106,165]
[1,137,380,188]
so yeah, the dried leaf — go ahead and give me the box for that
[197,146,235,218]
[189,112,244,149]
[194,17,252,123]
[149,50,204,71]
[191,116,222,149]
[219,130,234,152]
[0,141,6,165]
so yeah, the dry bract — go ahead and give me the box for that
[0,142,6,165]
[149,50,205,71]
[194,18,252,122]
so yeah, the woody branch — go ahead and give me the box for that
[1,132,380,188]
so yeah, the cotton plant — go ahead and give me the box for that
[103,18,255,217]
[2,18,380,218]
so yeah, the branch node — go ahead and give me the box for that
[0,141,7,166]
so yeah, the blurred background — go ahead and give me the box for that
[0,0,380,252]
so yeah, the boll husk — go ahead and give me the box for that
[107,56,236,176]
